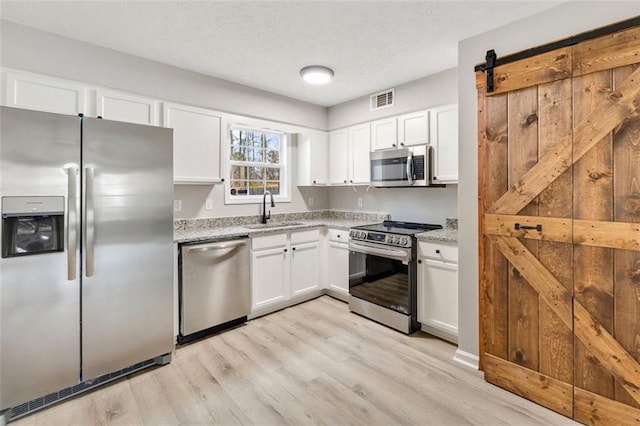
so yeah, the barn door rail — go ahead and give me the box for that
[474,15,640,93]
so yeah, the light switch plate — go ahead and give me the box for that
[357,197,363,208]
[205,199,213,210]
[174,200,182,212]
[308,197,314,207]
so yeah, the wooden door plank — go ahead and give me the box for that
[574,25,640,77]
[573,69,615,399]
[613,63,640,409]
[573,219,640,250]
[488,65,640,216]
[480,92,510,362]
[537,78,574,385]
[484,354,573,417]
[486,47,572,96]
[574,302,640,407]
[491,236,573,328]
[575,387,640,426]
[507,86,539,371]
[492,235,640,407]
[484,214,571,243]
[478,87,487,370]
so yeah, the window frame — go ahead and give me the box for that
[224,123,291,205]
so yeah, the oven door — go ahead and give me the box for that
[348,240,412,314]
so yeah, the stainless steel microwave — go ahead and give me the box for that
[370,144,435,187]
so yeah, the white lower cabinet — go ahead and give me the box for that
[417,240,458,343]
[326,228,349,299]
[251,229,321,315]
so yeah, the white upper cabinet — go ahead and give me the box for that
[163,102,223,184]
[370,117,397,150]
[96,89,159,125]
[429,104,458,184]
[4,71,87,116]
[329,125,370,185]
[348,123,371,184]
[328,129,349,184]
[398,110,429,147]
[297,131,328,186]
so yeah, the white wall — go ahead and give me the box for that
[330,186,457,225]
[457,2,640,361]
[328,67,458,130]
[0,20,331,219]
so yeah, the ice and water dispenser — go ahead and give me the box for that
[1,196,65,258]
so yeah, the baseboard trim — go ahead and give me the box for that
[453,349,479,370]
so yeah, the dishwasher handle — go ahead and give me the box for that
[185,240,248,253]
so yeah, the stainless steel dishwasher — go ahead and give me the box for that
[178,237,250,344]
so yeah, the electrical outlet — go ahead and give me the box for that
[174,200,182,212]
[308,197,314,207]
[205,199,213,210]
[357,197,363,208]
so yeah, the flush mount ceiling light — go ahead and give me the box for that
[300,65,334,85]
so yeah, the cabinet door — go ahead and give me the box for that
[371,117,397,150]
[327,241,349,295]
[297,131,328,186]
[164,103,222,184]
[417,258,458,342]
[251,246,289,310]
[349,123,371,184]
[398,110,429,146]
[96,89,158,125]
[291,241,320,296]
[430,104,458,184]
[4,71,87,116]
[329,129,349,184]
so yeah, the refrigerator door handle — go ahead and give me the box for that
[66,165,78,281]
[85,166,95,277]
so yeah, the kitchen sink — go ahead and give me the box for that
[244,221,305,229]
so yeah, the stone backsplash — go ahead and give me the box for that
[173,210,390,231]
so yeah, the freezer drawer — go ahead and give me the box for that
[180,238,250,341]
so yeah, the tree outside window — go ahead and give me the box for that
[229,128,283,198]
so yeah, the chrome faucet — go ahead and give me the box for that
[261,191,275,224]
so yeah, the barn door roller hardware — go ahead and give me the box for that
[473,15,640,94]
[477,50,497,93]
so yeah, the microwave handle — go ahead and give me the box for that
[406,152,414,185]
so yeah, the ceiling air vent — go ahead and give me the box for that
[370,89,394,111]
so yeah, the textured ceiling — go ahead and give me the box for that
[0,1,565,107]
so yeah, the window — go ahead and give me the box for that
[227,126,289,203]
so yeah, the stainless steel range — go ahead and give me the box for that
[348,220,442,333]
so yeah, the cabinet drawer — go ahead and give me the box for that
[328,228,348,243]
[252,233,287,251]
[418,241,458,263]
[291,228,319,245]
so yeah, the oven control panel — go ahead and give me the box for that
[349,230,411,248]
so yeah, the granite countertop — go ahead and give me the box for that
[174,211,390,243]
[416,218,458,244]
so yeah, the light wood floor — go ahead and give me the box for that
[13,296,578,425]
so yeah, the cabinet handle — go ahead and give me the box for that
[337,235,341,238]
[435,249,440,254]
[418,259,422,264]
[344,180,347,183]
[400,142,405,146]
[434,177,438,180]
[392,143,396,147]
[284,248,288,253]
[292,247,296,251]
[313,180,316,184]
[350,180,353,183]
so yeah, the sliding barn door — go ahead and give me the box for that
[479,24,640,425]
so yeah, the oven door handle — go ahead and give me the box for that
[349,241,410,262]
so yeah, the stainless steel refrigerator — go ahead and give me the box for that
[0,106,174,417]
